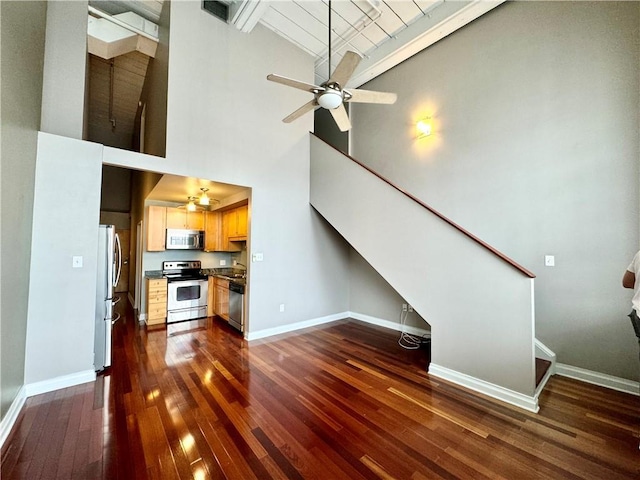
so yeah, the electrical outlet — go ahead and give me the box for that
[402,303,407,312]
[252,252,264,262]
[233,260,237,266]
[279,304,285,312]
[220,259,226,266]
[408,305,413,312]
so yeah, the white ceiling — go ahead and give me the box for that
[260,0,441,85]
[91,1,506,87]
[253,0,506,86]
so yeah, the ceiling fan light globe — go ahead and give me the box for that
[318,91,343,109]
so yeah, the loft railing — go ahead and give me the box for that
[311,133,535,279]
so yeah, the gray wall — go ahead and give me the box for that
[101,165,131,212]
[96,1,352,336]
[0,0,47,419]
[40,0,87,139]
[352,1,640,380]
[349,249,428,331]
[314,107,349,155]
[24,133,103,385]
[139,0,169,157]
[312,135,535,396]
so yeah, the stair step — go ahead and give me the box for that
[535,358,552,387]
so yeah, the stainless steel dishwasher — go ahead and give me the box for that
[228,282,245,332]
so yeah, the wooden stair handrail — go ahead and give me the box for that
[311,133,536,279]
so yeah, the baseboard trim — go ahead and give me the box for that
[429,363,539,413]
[246,312,350,341]
[555,363,639,396]
[246,311,431,342]
[349,312,431,338]
[0,386,27,449]
[25,370,96,398]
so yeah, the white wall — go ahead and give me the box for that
[103,1,351,334]
[0,0,47,419]
[352,1,640,380]
[24,133,103,385]
[40,0,87,139]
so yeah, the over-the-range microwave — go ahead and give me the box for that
[166,229,204,250]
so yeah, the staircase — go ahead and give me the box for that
[310,134,547,412]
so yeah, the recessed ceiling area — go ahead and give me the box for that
[145,174,249,207]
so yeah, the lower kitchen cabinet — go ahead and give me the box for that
[146,278,167,325]
[214,278,229,321]
[207,276,215,316]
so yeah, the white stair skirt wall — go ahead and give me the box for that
[535,338,557,373]
[310,135,537,400]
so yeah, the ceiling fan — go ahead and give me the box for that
[266,1,397,132]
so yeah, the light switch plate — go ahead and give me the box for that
[545,255,555,267]
[72,256,83,268]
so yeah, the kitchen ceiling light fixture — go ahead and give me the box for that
[417,117,432,138]
[199,188,210,206]
[186,196,197,212]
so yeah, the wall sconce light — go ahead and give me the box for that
[186,197,197,212]
[199,187,210,206]
[416,117,432,138]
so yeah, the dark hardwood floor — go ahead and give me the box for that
[2,304,639,479]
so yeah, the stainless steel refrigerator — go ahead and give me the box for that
[94,225,122,372]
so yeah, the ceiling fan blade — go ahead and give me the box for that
[346,88,397,104]
[329,104,352,132]
[267,74,323,93]
[283,100,318,123]
[328,51,362,87]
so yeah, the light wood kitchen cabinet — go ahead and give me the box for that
[146,278,167,325]
[214,277,229,321]
[146,206,166,251]
[166,207,204,230]
[221,204,248,251]
[207,276,215,317]
[226,204,248,240]
[235,204,248,238]
[204,211,222,252]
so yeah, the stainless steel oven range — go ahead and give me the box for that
[162,261,208,323]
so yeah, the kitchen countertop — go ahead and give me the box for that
[145,269,246,285]
[144,270,164,279]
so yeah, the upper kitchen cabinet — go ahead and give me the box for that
[204,211,222,252]
[166,207,204,230]
[222,203,248,251]
[226,204,248,240]
[146,205,166,251]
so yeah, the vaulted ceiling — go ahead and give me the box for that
[88,1,504,201]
